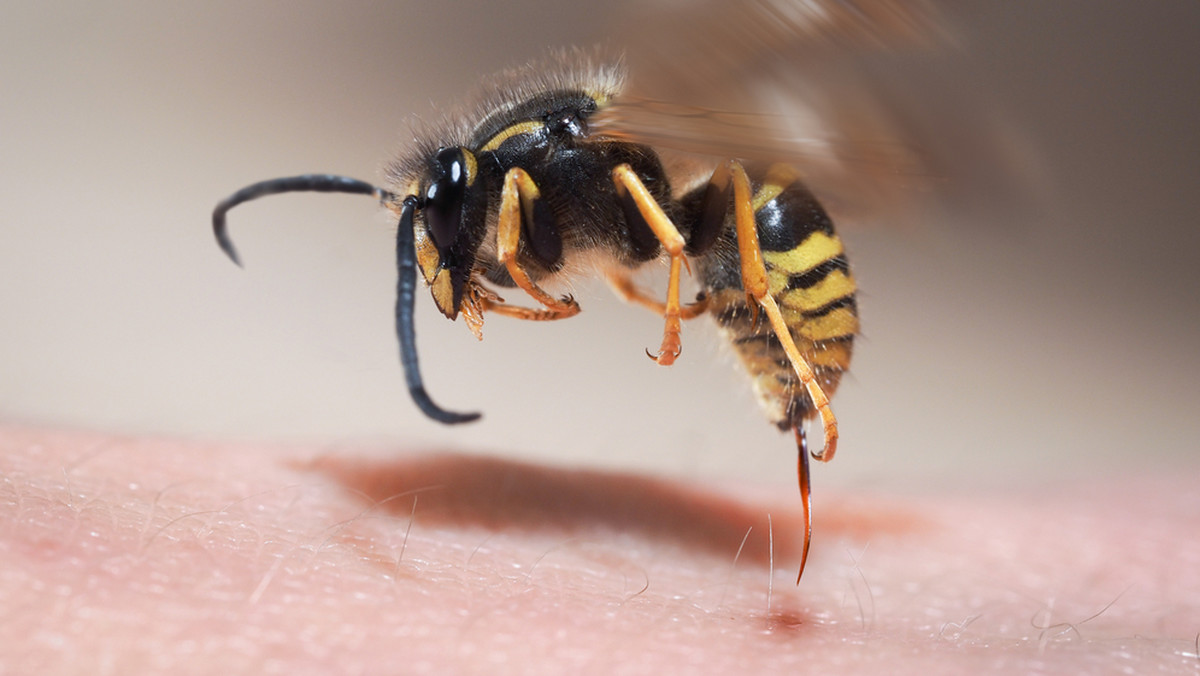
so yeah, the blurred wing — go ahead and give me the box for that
[591,96,929,208]
[597,0,1044,226]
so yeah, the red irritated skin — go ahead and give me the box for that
[3,423,1198,675]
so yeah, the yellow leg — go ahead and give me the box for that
[729,161,839,462]
[497,167,580,319]
[456,282,575,342]
[612,164,689,366]
[605,270,710,319]
[479,296,577,321]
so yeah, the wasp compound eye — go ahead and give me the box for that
[424,147,469,251]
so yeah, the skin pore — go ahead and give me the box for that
[2,423,1197,675]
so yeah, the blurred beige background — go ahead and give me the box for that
[2,1,1197,490]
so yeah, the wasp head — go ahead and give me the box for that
[409,146,488,321]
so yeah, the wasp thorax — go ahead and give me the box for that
[547,110,587,137]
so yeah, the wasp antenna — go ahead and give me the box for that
[395,197,482,425]
[212,174,391,267]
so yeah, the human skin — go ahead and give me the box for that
[2,424,1197,675]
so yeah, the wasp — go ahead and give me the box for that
[213,1,984,580]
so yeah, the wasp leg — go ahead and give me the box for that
[478,296,578,321]
[497,167,581,320]
[729,161,839,462]
[604,269,710,319]
[612,164,690,365]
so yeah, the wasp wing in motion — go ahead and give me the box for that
[596,0,1044,226]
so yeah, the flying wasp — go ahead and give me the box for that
[212,1,1012,580]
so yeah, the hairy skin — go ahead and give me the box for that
[1,424,1197,675]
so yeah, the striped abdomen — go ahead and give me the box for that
[691,165,858,429]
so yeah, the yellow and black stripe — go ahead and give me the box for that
[698,164,857,429]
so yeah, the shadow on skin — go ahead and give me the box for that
[305,450,929,565]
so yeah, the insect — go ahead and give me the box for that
[213,1,1004,581]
